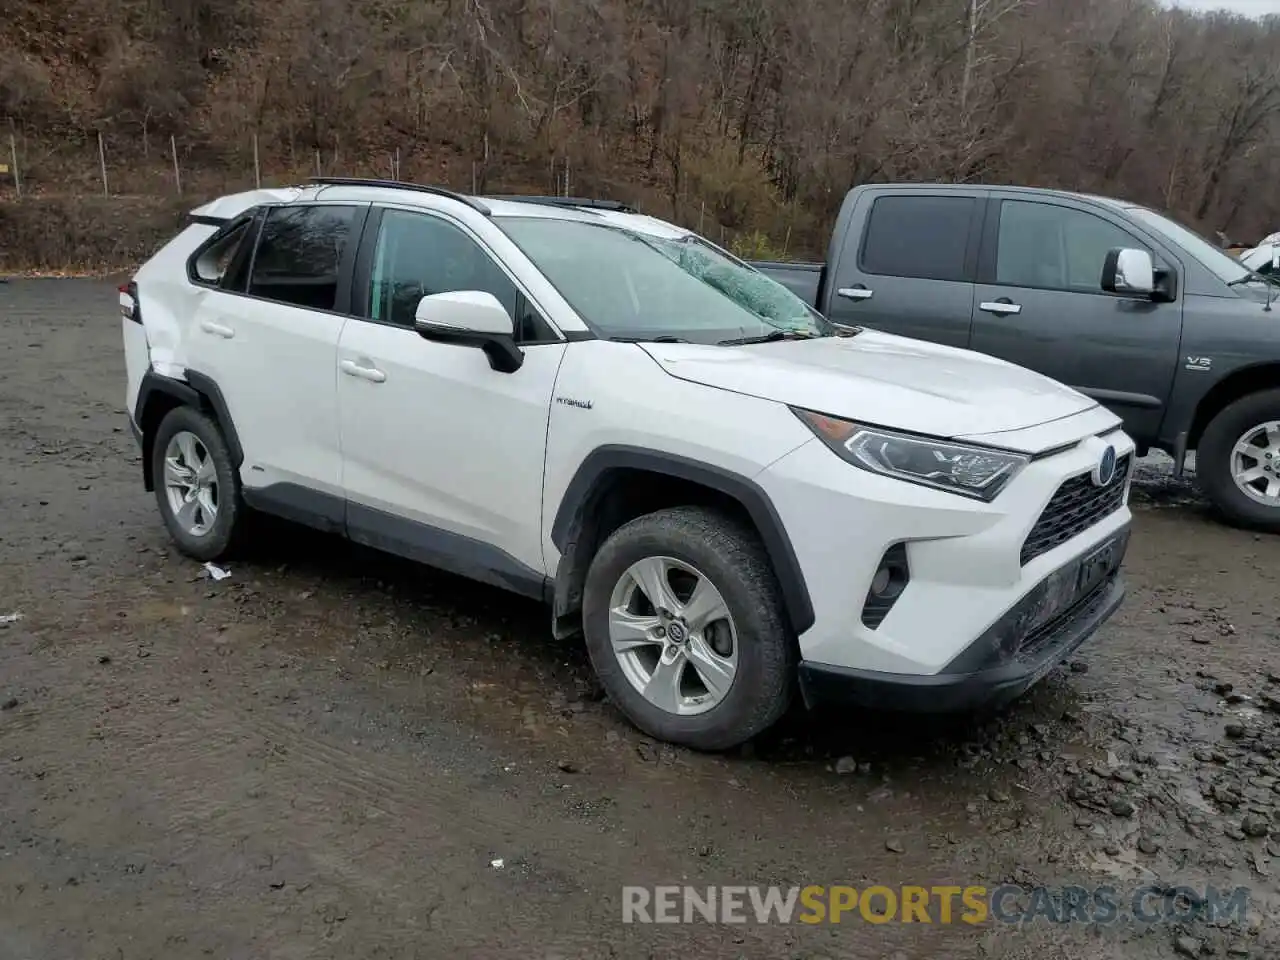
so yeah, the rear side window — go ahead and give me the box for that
[859,196,975,282]
[248,205,358,311]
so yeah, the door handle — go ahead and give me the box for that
[836,286,874,302]
[340,359,387,383]
[199,319,235,339]
[979,299,1023,316]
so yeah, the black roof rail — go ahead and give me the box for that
[488,195,637,214]
[308,177,491,215]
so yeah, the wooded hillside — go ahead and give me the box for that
[4,0,1280,263]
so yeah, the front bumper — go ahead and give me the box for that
[758,419,1135,677]
[798,524,1129,712]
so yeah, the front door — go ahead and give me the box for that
[969,196,1182,441]
[336,205,566,593]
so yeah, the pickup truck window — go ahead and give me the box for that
[1127,206,1252,286]
[859,196,973,282]
[496,216,830,344]
[995,200,1142,293]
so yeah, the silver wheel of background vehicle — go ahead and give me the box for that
[163,430,219,537]
[1230,420,1280,506]
[607,555,739,717]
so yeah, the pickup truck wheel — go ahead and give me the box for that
[1198,389,1280,533]
[581,506,795,751]
[151,406,245,561]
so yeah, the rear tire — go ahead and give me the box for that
[151,406,245,561]
[1197,388,1280,533]
[582,506,795,751]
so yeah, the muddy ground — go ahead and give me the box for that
[1,279,1278,960]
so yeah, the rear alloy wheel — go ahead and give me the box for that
[582,506,795,751]
[1198,389,1280,533]
[151,405,245,560]
[163,430,220,538]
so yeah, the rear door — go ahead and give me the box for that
[187,201,367,505]
[823,189,985,348]
[969,194,1182,441]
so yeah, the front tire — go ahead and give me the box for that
[582,506,795,751]
[1198,388,1280,533]
[151,405,245,561]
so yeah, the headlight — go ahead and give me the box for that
[792,409,1028,501]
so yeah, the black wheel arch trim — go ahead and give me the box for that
[135,369,245,491]
[551,445,816,635]
[135,368,244,466]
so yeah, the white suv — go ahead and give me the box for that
[121,178,1135,750]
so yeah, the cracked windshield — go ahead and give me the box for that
[498,216,831,344]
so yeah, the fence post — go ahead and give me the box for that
[8,133,19,199]
[253,134,261,188]
[97,131,109,197]
[564,155,570,197]
[171,135,182,196]
[314,149,321,178]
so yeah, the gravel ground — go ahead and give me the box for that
[1,279,1278,960]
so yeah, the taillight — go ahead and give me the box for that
[119,281,141,324]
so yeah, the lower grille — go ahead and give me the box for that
[1016,571,1119,660]
[1021,454,1131,566]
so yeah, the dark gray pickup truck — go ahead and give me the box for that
[752,183,1280,532]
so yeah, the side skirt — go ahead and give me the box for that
[242,482,550,602]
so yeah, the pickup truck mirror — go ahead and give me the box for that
[414,291,524,374]
[1101,248,1155,297]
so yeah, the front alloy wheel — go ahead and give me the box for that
[1229,420,1280,507]
[608,556,738,716]
[582,506,795,751]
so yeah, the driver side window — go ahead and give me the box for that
[367,209,554,342]
[996,201,1148,294]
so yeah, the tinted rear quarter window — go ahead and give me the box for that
[189,217,253,288]
[249,205,358,311]
[859,195,975,282]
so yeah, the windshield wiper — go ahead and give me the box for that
[608,335,693,343]
[1226,268,1280,311]
[717,330,822,346]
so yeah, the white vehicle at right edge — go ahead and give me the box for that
[121,178,1135,751]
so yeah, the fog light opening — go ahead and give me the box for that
[861,543,911,630]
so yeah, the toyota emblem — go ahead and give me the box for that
[1092,445,1117,487]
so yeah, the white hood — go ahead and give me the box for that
[641,330,1100,442]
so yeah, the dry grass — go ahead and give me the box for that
[0,195,188,273]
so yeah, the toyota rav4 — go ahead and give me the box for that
[120,178,1135,750]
